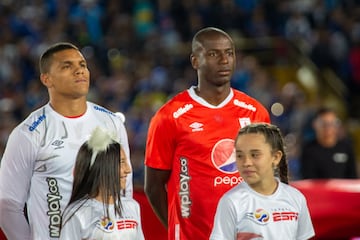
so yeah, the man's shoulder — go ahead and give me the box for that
[154,90,191,114]
[231,88,269,116]
[166,90,190,104]
[87,102,123,122]
[88,102,116,116]
[232,88,264,105]
[15,104,50,133]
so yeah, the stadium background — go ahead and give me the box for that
[0,0,360,239]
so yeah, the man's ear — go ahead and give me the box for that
[190,54,198,69]
[40,73,51,87]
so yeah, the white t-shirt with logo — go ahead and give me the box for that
[0,102,132,240]
[210,179,315,240]
[60,198,144,240]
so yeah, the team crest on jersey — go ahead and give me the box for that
[246,208,270,225]
[211,139,237,173]
[96,217,115,232]
[238,118,251,128]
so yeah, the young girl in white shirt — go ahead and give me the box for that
[60,127,144,240]
[210,123,315,240]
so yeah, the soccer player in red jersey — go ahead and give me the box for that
[144,27,270,240]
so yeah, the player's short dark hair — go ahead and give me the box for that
[39,42,79,73]
[191,27,234,53]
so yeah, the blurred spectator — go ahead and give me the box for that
[284,9,313,53]
[69,0,105,45]
[300,107,358,179]
[310,26,337,71]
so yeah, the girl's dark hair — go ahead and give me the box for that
[236,123,289,184]
[61,140,123,227]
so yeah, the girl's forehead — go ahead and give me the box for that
[237,133,265,140]
[236,133,269,148]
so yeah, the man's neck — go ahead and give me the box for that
[49,98,87,117]
[194,85,231,106]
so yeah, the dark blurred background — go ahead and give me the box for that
[1,0,360,187]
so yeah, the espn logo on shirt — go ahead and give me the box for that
[97,218,138,232]
[273,211,299,222]
[117,220,138,229]
[248,209,299,225]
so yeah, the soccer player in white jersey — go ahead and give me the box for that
[210,123,315,240]
[60,127,144,240]
[0,42,133,239]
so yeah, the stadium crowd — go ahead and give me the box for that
[1,0,360,185]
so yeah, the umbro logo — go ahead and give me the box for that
[189,122,203,132]
[51,140,64,149]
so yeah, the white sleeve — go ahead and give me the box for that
[59,214,82,240]
[297,194,315,240]
[0,128,35,239]
[135,201,145,240]
[118,120,133,198]
[209,195,237,240]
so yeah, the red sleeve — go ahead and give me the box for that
[145,107,175,170]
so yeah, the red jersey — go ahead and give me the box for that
[145,87,270,240]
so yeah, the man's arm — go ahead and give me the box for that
[0,200,31,239]
[0,129,34,239]
[144,166,171,228]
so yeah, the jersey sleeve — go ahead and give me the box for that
[296,193,315,240]
[134,200,145,240]
[210,194,237,240]
[254,99,271,124]
[0,128,35,239]
[236,90,271,124]
[260,105,271,123]
[59,214,83,240]
[145,109,175,170]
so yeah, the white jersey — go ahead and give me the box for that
[60,197,144,240]
[210,180,315,240]
[0,102,133,240]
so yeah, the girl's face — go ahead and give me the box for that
[235,133,281,193]
[120,148,131,190]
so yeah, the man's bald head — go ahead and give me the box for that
[191,27,234,54]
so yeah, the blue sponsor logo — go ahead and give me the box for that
[29,114,46,131]
[93,105,116,116]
